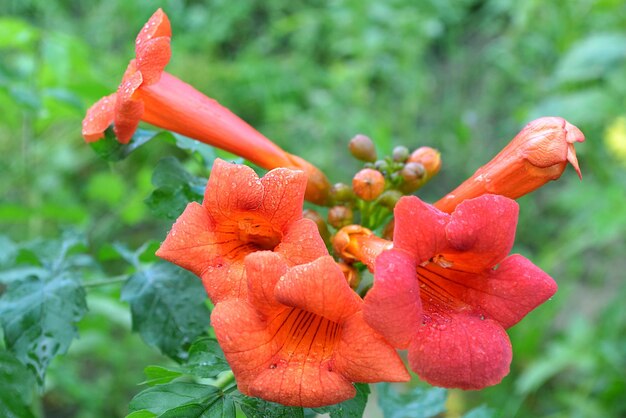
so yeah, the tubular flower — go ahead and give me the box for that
[156,159,327,303]
[362,194,557,390]
[212,252,410,407]
[82,9,329,204]
[435,117,584,213]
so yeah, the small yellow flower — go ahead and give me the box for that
[605,116,626,165]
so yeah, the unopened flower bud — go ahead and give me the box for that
[435,117,585,213]
[378,190,403,210]
[303,209,330,243]
[329,182,355,204]
[408,146,441,178]
[374,159,389,173]
[348,134,377,162]
[399,162,426,193]
[328,206,354,229]
[392,145,410,162]
[338,262,361,290]
[352,168,385,201]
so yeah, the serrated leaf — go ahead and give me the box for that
[121,262,211,361]
[145,157,206,219]
[377,383,447,418]
[312,383,370,418]
[128,382,231,417]
[235,394,304,418]
[141,365,184,386]
[0,350,37,418]
[184,337,230,379]
[90,127,170,162]
[0,236,89,384]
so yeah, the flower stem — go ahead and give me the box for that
[214,370,235,391]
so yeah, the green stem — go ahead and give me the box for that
[214,370,235,390]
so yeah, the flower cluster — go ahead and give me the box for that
[83,8,586,408]
[157,159,410,407]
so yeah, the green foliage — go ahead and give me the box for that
[2,1,626,417]
[0,235,89,384]
[182,337,230,379]
[377,383,447,418]
[121,262,211,361]
[0,350,37,418]
[128,381,234,417]
[145,157,207,219]
[312,383,370,418]
[90,128,167,162]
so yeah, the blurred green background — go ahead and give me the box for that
[1,0,626,417]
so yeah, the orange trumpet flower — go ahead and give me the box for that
[156,159,327,303]
[212,252,409,407]
[82,9,329,204]
[435,117,584,213]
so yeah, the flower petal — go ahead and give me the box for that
[134,8,172,58]
[250,356,355,407]
[259,167,308,231]
[393,196,449,263]
[245,251,288,316]
[114,60,144,144]
[275,218,329,265]
[203,159,264,221]
[334,312,410,383]
[275,256,362,323]
[408,313,512,390]
[477,254,557,328]
[155,202,215,278]
[363,249,422,348]
[82,93,117,142]
[136,36,171,85]
[212,300,275,394]
[444,195,518,271]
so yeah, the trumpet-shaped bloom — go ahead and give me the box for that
[435,117,584,213]
[156,159,326,303]
[82,9,329,204]
[363,194,557,390]
[212,252,410,407]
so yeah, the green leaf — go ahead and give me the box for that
[555,33,626,84]
[313,383,370,418]
[377,383,447,418]
[0,18,40,49]
[235,394,305,418]
[0,350,37,418]
[141,365,184,386]
[121,262,211,361]
[0,236,89,384]
[0,235,17,268]
[172,135,218,168]
[462,404,495,418]
[158,398,235,418]
[184,337,230,379]
[126,410,157,418]
[90,127,170,162]
[145,157,206,219]
[128,381,235,417]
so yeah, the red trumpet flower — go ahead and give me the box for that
[358,195,557,389]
